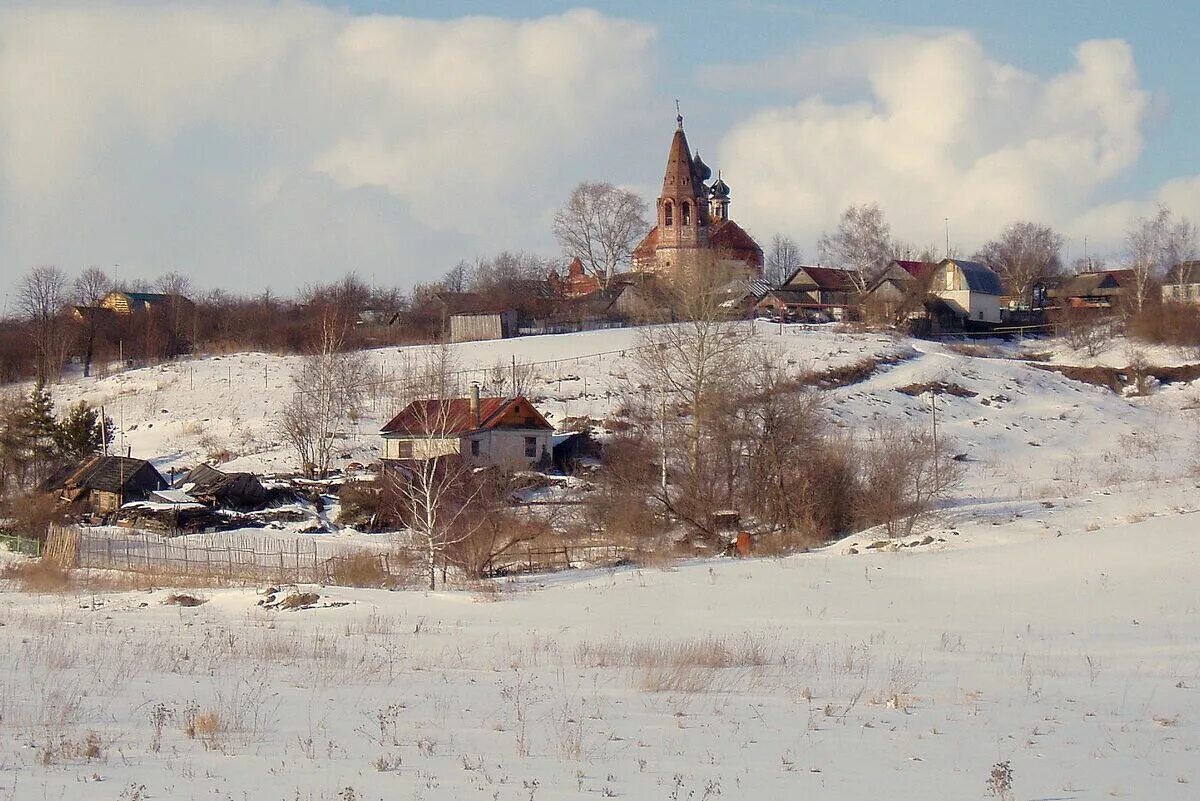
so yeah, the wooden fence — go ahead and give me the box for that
[489,543,629,576]
[42,526,398,585]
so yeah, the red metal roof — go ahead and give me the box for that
[710,219,764,266]
[380,396,551,436]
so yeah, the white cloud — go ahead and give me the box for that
[0,3,655,292]
[715,32,1195,258]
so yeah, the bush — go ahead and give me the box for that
[1128,301,1200,351]
[1,560,71,592]
[327,551,395,588]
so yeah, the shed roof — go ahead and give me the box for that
[784,266,858,292]
[56,456,167,494]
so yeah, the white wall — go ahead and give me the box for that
[382,436,459,460]
[461,428,553,467]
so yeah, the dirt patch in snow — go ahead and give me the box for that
[803,352,913,389]
[1033,362,1200,393]
[896,381,978,398]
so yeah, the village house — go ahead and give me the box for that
[929,258,1004,326]
[43,455,169,514]
[860,260,936,321]
[380,384,554,468]
[1161,262,1200,304]
[1047,269,1135,309]
[99,291,193,316]
[632,114,763,281]
[754,265,859,320]
[177,463,269,511]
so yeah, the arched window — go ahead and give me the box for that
[664,202,673,227]
[682,201,691,226]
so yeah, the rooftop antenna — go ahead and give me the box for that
[675,99,683,129]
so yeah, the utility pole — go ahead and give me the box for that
[660,395,668,495]
[944,217,950,258]
[930,389,940,491]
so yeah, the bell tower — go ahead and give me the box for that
[650,109,713,274]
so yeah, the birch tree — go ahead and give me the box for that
[553,181,648,288]
[635,256,753,537]
[1126,204,1198,313]
[277,313,368,477]
[817,203,896,292]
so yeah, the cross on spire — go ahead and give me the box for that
[675,99,683,129]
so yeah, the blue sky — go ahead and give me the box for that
[0,1,1195,299]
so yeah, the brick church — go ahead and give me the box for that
[632,114,763,280]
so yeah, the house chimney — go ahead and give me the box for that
[469,383,480,426]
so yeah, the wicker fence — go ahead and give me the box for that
[42,526,399,585]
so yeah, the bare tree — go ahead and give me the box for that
[18,266,69,381]
[380,350,488,589]
[440,261,470,293]
[764,234,803,287]
[276,313,369,478]
[636,256,753,538]
[855,420,963,538]
[975,221,1064,307]
[1126,204,1198,313]
[817,203,896,292]
[72,267,111,377]
[553,181,648,288]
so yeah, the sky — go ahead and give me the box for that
[1,0,1197,304]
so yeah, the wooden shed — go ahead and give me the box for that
[45,456,169,514]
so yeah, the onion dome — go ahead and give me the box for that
[691,151,712,182]
[710,175,730,198]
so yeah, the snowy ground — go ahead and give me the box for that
[1,509,1198,800]
[4,324,1200,798]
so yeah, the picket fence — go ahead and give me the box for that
[42,525,397,585]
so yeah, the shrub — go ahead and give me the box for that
[1,560,71,592]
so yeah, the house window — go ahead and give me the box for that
[524,436,537,458]
[470,439,481,457]
[945,270,954,291]
[664,202,673,227]
[681,202,691,226]
[395,440,413,459]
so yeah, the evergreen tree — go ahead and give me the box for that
[54,401,113,462]
[25,380,58,469]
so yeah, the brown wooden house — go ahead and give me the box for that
[45,456,169,514]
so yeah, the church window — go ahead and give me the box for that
[682,202,691,225]
[664,202,673,226]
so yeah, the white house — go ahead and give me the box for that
[380,385,554,468]
[1162,261,1200,305]
[931,259,1004,325]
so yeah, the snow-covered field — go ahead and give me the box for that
[1,512,1198,800]
[4,323,1200,798]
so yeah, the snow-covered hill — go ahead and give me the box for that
[36,322,1200,546]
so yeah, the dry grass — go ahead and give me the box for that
[802,353,910,390]
[327,551,394,588]
[576,635,776,693]
[1,560,71,592]
[163,593,207,607]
